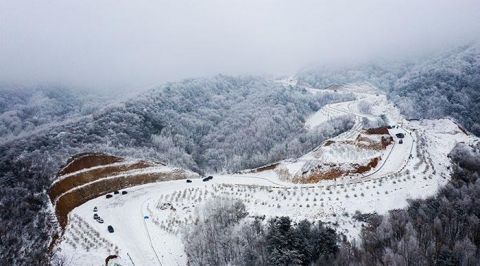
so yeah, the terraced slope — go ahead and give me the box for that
[49,153,197,229]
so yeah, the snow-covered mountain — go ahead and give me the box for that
[51,83,478,265]
[2,45,480,265]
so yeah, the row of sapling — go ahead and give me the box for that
[64,214,117,253]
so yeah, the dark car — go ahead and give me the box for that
[122,191,128,195]
[203,176,213,182]
[186,179,192,183]
[114,190,119,195]
[106,194,112,199]
[98,218,104,224]
[108,225,114,233]
[93,207,98,212]
[93,213,99,219]
[395,133,405,138]
[399,139,403,144]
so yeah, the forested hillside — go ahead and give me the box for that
[0,86,110,140]
[2,44,479,265]
[0,75,352,264]
[389,45,480,134]
[184,200,339,265]
[136,76,353,172]
[299,44,480,135]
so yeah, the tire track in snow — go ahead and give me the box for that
[140,198,162,266]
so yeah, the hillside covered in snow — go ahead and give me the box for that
[51,83,478,265]
[1,46,480,265]
[299,44,480,135]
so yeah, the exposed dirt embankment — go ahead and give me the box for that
[353,157,380,174]
[49,153,193,231]
[296,168,344,183]
[323,140,335,146]
[365,126,389,135]
[49,160,153,202]
[55,170,188,228]
[293,157,381,184]
[289,127,392,184]
[58,153,123,176]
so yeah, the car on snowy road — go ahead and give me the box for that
[202,176,213,182]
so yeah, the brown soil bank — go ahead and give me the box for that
[49,160,153,202]
[58,153,123,176]
[49,153,192,230]
[55,170,188,228]
[294,168,344,183]
[295,157,381,184]
[353,157,380,174]
[365,126,389,135]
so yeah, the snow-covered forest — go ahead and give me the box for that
[2,0,480,264]
[0,75,352,264]
[299,44,480,135]
[1,45,480,265]
[0,86,111,140]
[137,76,354,172]
[183,200,338,265]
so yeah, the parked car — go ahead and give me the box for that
[186,179,192,183]
[97,218,104,224]
[93,213,99,219]
[107,225,114,233]
[114,190,119,195]
[122,191,128,195]
[93,207,98,212]
[203,176,214,182]
[106,194,112,199]
[399,139,403,144]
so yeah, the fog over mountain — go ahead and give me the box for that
[2,1,480,265]
[1,0,480,91]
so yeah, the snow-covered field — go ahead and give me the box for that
[54,83,478,265]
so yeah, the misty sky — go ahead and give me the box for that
[1,0,480,91]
